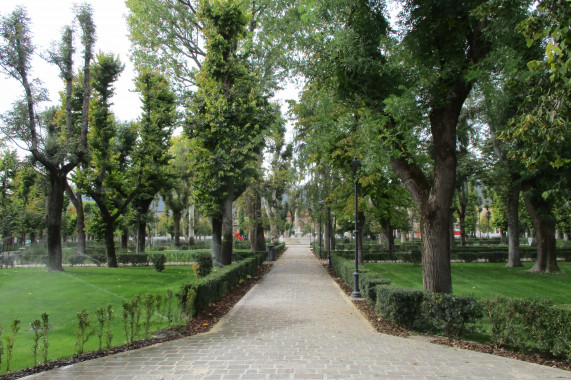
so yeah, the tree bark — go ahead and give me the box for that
[46,173,66,272]
[507,180,522,267]
[255,192,266,252]
[121,227,128,249]
[524,195,559,273]
[104,219,117,267]
[173,208,182,247]
[382,218,394,251]
[221,182,234,265]
[211,215,223,266]
[324,206,331,252]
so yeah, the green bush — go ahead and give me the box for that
[359,272,390,305]
[422,293,482,337]
[118,254,149,266]
[69,255,86,266]
[190,252,213,277]
[400,250,422,264]
[480,297,571,359]
[150,254,166,272]
[375,285,428,329]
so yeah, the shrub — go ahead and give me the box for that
[400,250,421,264]
[480,297,571,359]
[359,273,391,305]
[422,293,482,337]
[150,254,166,272]
[118,254,149,266]
[375,286,428,329]
[69,255,86,266]
[190,252,213,277]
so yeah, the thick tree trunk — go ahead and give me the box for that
[420,205,453,293]
[104,219,117,267]
[121,227,128,249]
[524,195,559,273]
[330,214,336,251]
[138,219,147,253]
[47,173,65,272]
[75,193,86,255]
[211,215,223,266]
[221,183,234,265]
[506,180,522,267]
[382,218,394,251]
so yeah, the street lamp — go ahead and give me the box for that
[327,200,333,269]
[350,156,361,298]
[136,206,143,255]
[477,206,482,238]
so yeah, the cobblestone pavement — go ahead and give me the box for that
[26,245,570,380]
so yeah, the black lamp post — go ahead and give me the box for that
[136,206,143,254]
[351,156,361,298]
[327,200,332,269]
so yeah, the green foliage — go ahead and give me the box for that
[481,297,571,359]
[4,319,20,372]
[95,306,113,351]
[150,254,166,272]
[118,254,149,266]
[190,252,213,278]
[74,310,91,356]
[358,272,391,306]
[422,293,482,338]
[142,294,156,339]
[375,286,428,330]
[30,313,49,365]
[178,251,266,318]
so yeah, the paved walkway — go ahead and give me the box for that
[27,246,570,379]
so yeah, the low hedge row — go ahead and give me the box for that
[329,251,571,360]
[177,251,267,317]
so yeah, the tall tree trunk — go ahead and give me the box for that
[221,183,233,265]
[255,192,266,252]
[173,208,182,247]
[382,218,394,251]
[330,214,336,251]
[524,195,559,273]
[121,227,128,249]
[324,206,331,252]
[65,185,87,255]
[507,180,522,267]
[47,173,65,272]
[104,219,117,267]
[419,204,452,293]
[138,218,147,253]
[211,215,223,266]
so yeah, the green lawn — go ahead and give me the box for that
[0,265,197,375]
[364,262,571,307]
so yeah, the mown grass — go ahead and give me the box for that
[0,265,197,375]
[364,261,571,307]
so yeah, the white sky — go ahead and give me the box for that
[1,0,140,122]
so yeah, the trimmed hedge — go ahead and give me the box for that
[481,297,571,359]
[329,253,571,358]
[177,251,266,317]
[118,254,149,266]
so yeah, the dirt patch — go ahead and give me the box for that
[1,263,273,380]
[323,262,571,372]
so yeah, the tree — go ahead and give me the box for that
[80,53,142,267]
[131,69,176,252]
[263,109,293,243]
[0,5,95,271]
[184,0,271,266]
[162,136,193,247]
[285,0,533,293]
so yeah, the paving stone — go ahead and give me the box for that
[25,246,570,380]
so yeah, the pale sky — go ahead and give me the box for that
[0,0,300,148]
[1,0,141,122]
